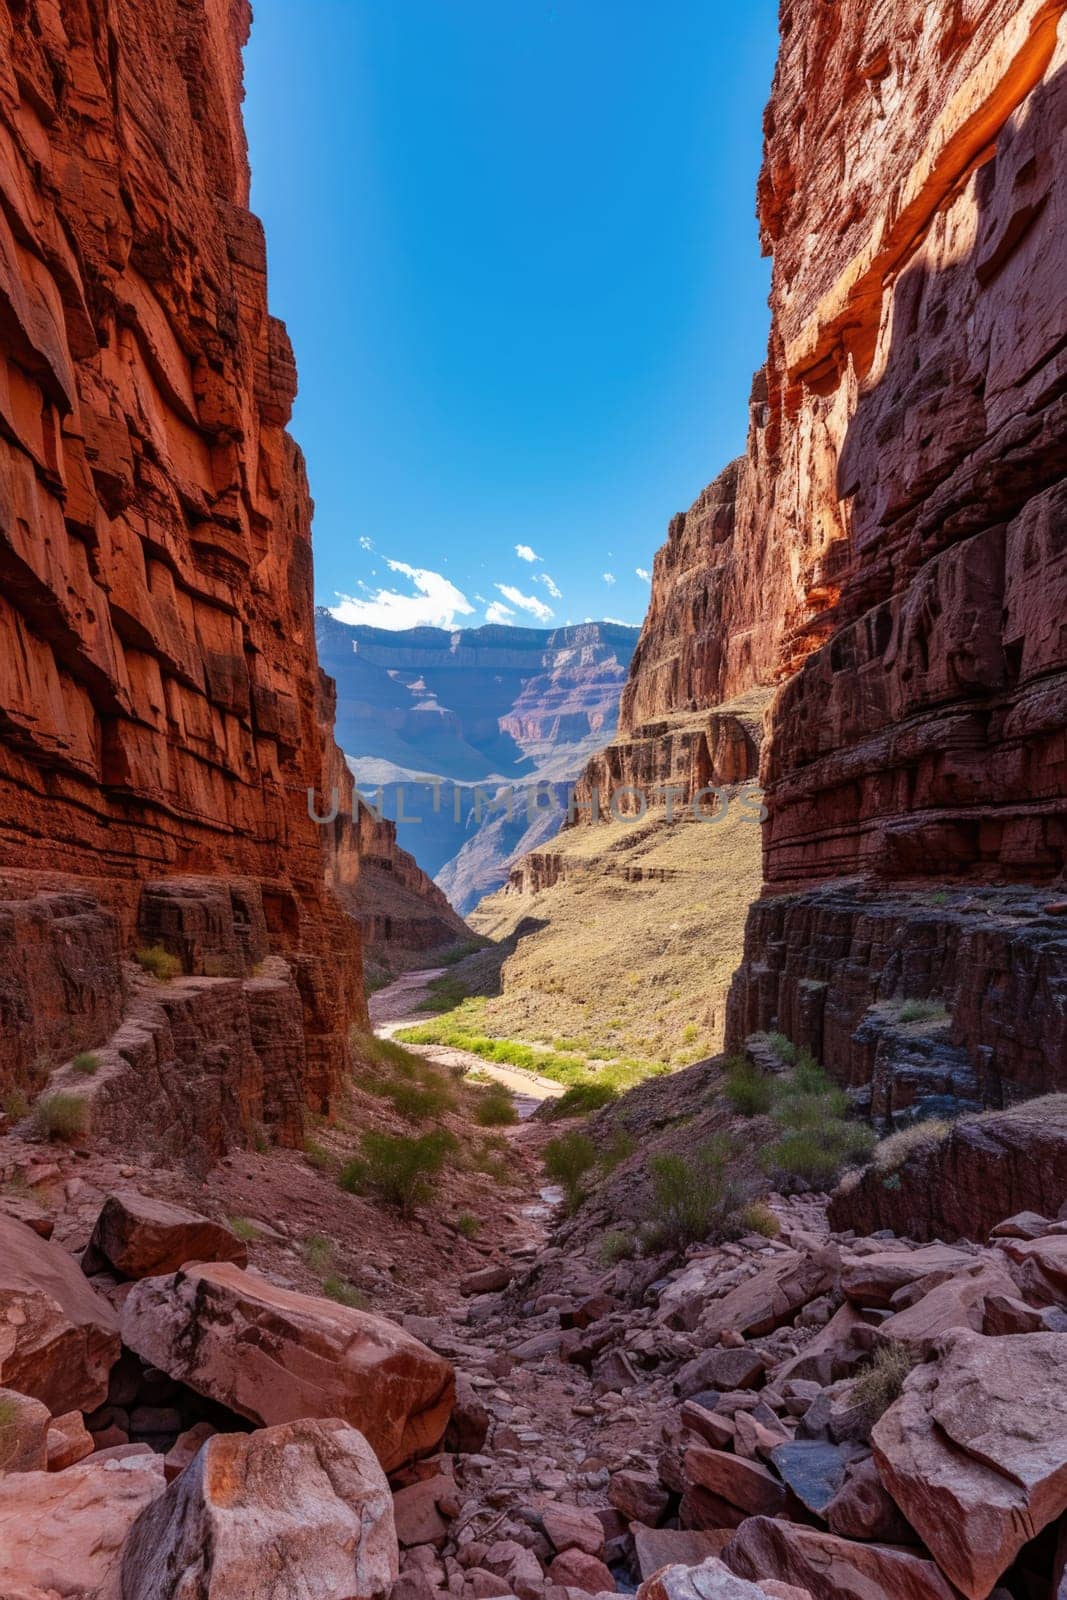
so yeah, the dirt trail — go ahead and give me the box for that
[371,967,566,1120]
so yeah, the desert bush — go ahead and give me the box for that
[225,1216,259,1242]
[737,1200,780,1237]
[873,1119,952,1175]
[321,1274,367,1309]
[600,1228,636,1264]
[724,1056,773,1116]
[2,1089,30,1122]
[72,1052,100,1077]
[643,1135,740,1252]
[35,1093,89,1142]
[472,1082,518,1126]
[339,1129,456,1213]
[851,1342,917,1420]
[546,1082,620,1120]
[896,998,948,1025]
[765,1031,798,1065]
[544,1132,597,1210]
[599,1127,637,1172]
[301,1233,335,1273]
[134,945,182,981]
[455,1213,480,1239]
[303,1137,334,1172]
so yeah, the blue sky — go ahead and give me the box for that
[244,1,778,631]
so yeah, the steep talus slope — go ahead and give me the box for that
[0,0,365,1126]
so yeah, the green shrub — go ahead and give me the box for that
[418,973,470,1012]
[600,1128,637,1172]
[643,1135,740,1252]
[225,1216,259,1242]
[766,1031,798,1065]
[600,1229,636,1264]
[339,1129,456,1213]
[724,1056,773,1116]
[473,1082,518,1126]
[35,1093,89,1142]
[851,1342,917,1420]
[72,1052,100,1077]
[896,998,948,1025]
[544,1132,597,1210]
[303,1137,334,1171]
[302,1233,335,1273]
[321,1274,367,1309]
[455,1213,480,1239]
[134,945,182,982]
[737,1200,780,1238]
[546,1082,620,1120]
[2,1089,30,1122]
[761,1121,874,1187]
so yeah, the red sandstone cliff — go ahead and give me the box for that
[566,0,1067,1107]
[0,0,364,1131]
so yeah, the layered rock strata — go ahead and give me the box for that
[0,0,368,1112]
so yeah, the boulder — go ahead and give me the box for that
[45,1410,94,1471]
[874,1262,1019,1355]
[460,1265,512,1296]
[824,1456,917,1544]
[636,1555,810,1600]
[121,1261,454,1472]
[547,1549,616,1593]
[632,1528,733,1582]
[121,1418,397,1600]
[768,1440,850,1518]
[543,1503,607,1557]
[608,1469,670,1526]
[163,1421,218,1482]
[873,1330,1067,1599]
[840,1245,982,1308]
[0,1452,165,1598]
[724,1516,962,1599]
[0,1386,50,1472]
[0,1216,120,1413]
[770,1302,869,1386]
[700,1251,838,1342]
[1000,1234,1067,1306]
[84,1191,248,1279]
[392,1475,456,1547]
[684,1447,787,1517]
[676,1348,765,1397]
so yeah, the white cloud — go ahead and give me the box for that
[484,601,515,625]
[330,560,475,630]
[495,582,554,623]
[536,573,563,600]
[515,544,541,563]
[602,571,616,586]
[635,566,651,582]
[603,616,640,627]
[359,535,374,551]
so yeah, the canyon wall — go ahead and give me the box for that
[0,0,365,1124]
[567,0,1067,1108]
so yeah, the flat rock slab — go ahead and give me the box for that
[873,1329,1067,1599]
[637,1554,811,1600]
[632,1528,733,1582]
[121,1418,397,1600]
[84,1190,248,1278]
[121,1260,454,1473]
[701,1250,838,1341]
[0,1216,119,1414]
[684,1446,786,1516]
[841,1245,982,1308]
[770,1440,851,1517]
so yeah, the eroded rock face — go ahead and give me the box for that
[829,1101,1067,1241]
[121,1418,398,1600]
[0,1217,119,1415]
[0,0,365,1111]
[873,1329,1067,1599]
[121,1261,455,1472]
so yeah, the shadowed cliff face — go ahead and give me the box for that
[0,0,362,1108]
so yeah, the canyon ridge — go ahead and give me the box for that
[0,3,1065,1600]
